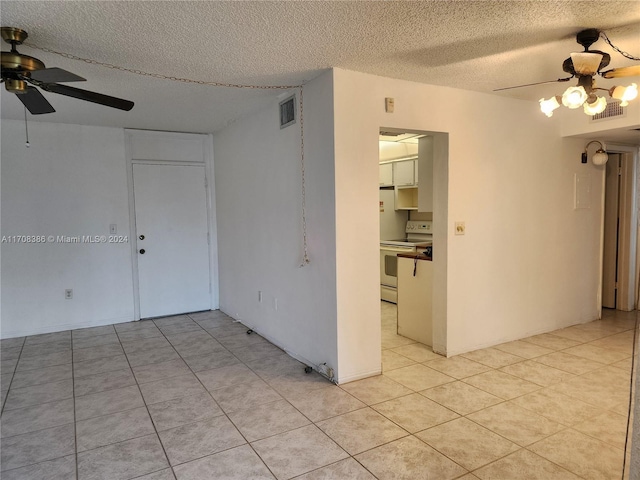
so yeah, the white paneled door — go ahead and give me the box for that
[133,163,211,318]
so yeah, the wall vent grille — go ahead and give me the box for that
[279,95,296,129]
[591,100,625,121]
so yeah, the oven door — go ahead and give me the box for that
[380,244,416,287]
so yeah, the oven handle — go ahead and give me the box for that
[380,246,416,253]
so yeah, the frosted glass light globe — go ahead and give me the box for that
[562,86,588,109]
[583,96,607,115]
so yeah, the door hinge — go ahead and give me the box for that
[614,281,618,289]
[618,167,622,176]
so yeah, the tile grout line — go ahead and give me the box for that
[0,336,26,416]
[125,314,290,477]
[2,308,634,478]
[181,312,295,479]
[0,333,75,476]
[111,323,176,479]
[182,312,380,479]
[70,331,80,480]
[379,308,631,479]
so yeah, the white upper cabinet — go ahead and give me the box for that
[418,136,434,212]
[379,163,393,186]
[393,159,417,186]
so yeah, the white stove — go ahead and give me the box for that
[380,221,432,303]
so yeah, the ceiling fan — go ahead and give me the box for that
[496,29,639,117]
[1,26,134,114]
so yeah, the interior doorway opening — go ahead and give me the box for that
[378,127,449,362]
[601,148,638,312]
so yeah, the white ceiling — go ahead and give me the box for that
[1,1,639,142]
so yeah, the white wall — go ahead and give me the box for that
[1,121,135,337]
[213,71,339,377]
[332,68,604,360]
[1,122,218,338]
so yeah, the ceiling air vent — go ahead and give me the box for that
[279,95,296,129]
[591,100,625,121]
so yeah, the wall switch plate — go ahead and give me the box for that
[64,289,73,299]
[385,97,394,113]
[455,222,466,235]
[109,224,117,234]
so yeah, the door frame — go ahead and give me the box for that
[124,129,218,320]
[598,143,639,312]
[378,126,449,355]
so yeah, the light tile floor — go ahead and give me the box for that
[0,305,637,479]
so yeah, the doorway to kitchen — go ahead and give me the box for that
[378,127,449,363]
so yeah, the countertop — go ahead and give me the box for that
[397,252,432,261]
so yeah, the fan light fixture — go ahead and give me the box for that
[539,95,561,117]
[581,140,608,165]
[533,29,640,118]
[583,95,607,115]
[541,81,637,116]
[562,86,588,108]
[609,83,638,106]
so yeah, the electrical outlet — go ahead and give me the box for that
[64,289,73,299]
[455,222,466,235]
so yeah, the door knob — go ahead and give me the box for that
[139,235,145,240]
[139,249,146,254]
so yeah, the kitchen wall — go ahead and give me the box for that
[213,71,339,377]
[1,122,135,336]
[332,67,604,359]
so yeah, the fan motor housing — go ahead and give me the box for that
[4,78,27,93]
[1,51,45,73]
[562,50,610,76]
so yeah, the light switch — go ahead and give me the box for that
[385,97,395,113]
[455,222,465,235]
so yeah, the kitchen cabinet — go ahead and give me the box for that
[393,159,417,186]
[379,163,393,187]
[417,135,442,213]
[395,186,418,210]
[397,254,432,346]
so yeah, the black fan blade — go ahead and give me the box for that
[16,86,56,114]
[41,83,134,111]
[30,67,86,83]
[493,77,572,92]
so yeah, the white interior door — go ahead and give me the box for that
[133,163,211,318]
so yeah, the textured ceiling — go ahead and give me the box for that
[1,1,639,137]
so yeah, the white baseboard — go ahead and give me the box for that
[336,367,382,385]
[0,315,135,339]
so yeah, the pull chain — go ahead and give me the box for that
[24,107,30,147]
[299,85,310,266]
[25,42,311,265]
